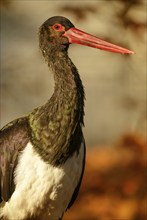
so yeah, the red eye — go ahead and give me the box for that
[52,24,64,31]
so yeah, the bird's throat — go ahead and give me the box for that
[29,49,85,165]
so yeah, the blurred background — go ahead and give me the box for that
[0,0,146,219]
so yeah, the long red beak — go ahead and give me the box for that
[63,27,134,54]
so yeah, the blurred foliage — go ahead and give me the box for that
[116,0,147,38]
[60,5,97,21]
[0,0,10,8]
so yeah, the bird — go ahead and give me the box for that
[0,16,134,220]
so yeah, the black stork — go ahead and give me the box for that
[0,16,134,220]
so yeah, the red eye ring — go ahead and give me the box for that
[52,24,64,31]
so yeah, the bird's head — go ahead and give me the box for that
[39,16,134,55]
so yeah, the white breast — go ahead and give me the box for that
[1,142,84,220]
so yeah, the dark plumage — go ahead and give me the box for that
[0,16,134,220]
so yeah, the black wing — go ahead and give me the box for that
[67,136,86,209]
[0,117,30,202]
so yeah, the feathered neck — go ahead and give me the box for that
[29,44,85,165]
